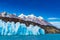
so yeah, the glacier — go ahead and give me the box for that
[0,19,45,35]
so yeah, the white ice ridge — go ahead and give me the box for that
[0,19,45,35]
[18,14,49,25]
[18,14,44,20]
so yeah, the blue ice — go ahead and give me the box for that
[0,19,45,35]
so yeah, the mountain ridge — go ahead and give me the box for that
[0,12,60,34]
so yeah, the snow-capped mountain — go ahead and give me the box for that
[0,11,17,18]
[0,12,57,27]
[18,14,52,26]
[0,12,60,34]
[0,12,50,26]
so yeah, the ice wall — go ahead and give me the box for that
[0,19,45,35]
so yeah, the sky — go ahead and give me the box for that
[0,0,60,28]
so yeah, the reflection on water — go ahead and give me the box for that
[0,19,45,35]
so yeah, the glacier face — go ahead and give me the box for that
[0,19,45,35]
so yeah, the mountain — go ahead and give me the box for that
[18,14,50,26]
[0,12,60,34]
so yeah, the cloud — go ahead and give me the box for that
[50,22,60,29]
[48,18,60,20]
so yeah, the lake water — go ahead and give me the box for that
[0,34,60,40]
